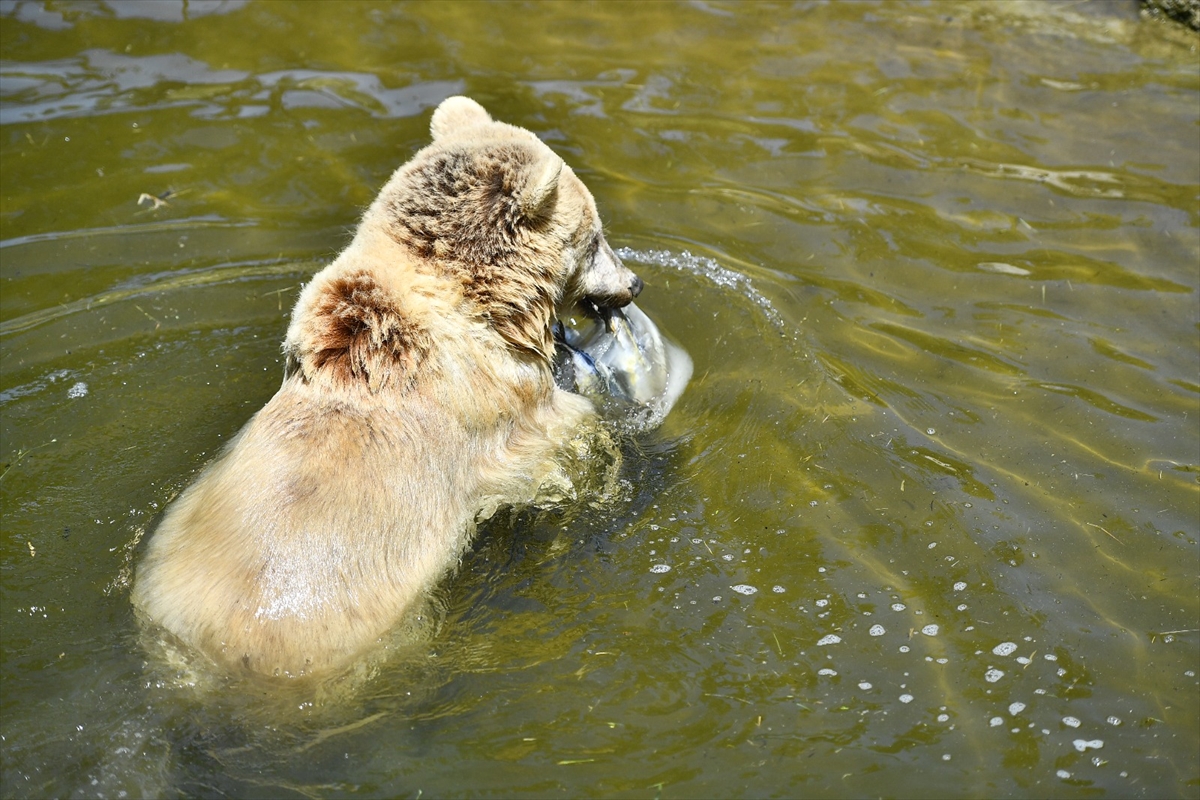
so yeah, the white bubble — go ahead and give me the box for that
[937,713,949,722]
[869,624,886,637]
[927,428,936,435]
[899,694,914,703]
[1009,702,1026,715]
[941,754,951,761]
[1056,770,1071,779]
[993,642,1018,656]
[772,585,785,593]
[1062,716,1081,728]
[898,645,910,653]
[731,584,757,595]
[927,542,937,549]
[984,669,1005,683]
[1044,653,1058,661]
[818,668,837,676]
[1016,656,1031,665]
[921,624,939,636]
[1106,716,1121,726]
[817,634,842,646]
[815,598,829,607]
[989,716,1003,727]
[953,581,967,591]
[1073,739,1103,752]
[891,602,906,611]
[67,382,88,399]
[956,604,968,611]
[858,681,873,690]
[649,564,671,573]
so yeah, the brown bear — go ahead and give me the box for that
[131,96,644,679]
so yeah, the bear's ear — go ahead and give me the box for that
[515,155,562,219]
[430,96,492,140]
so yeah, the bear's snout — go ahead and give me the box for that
[579,238,643,310]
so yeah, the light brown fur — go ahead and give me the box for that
[131,97,642,678]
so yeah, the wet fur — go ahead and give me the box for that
[132,97,641,678]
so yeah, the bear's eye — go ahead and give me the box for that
[584,233,600,263]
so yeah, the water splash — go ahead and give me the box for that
[616,247,791,336]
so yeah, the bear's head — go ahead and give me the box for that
[385,96,642,361]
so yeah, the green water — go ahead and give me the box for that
[2,1,1197,797]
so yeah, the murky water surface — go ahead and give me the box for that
[2,1,1198,797]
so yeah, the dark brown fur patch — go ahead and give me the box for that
[385,145,562,360]
[306,270,431,391]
